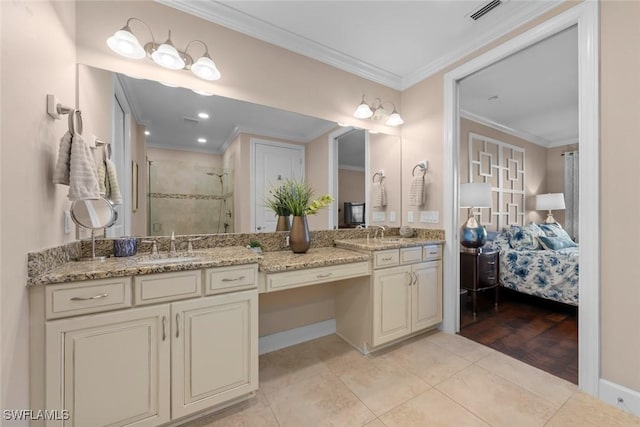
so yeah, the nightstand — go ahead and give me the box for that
[460,249,499,317]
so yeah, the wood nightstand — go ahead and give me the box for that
[460,249,499,317]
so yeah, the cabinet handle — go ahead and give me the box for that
[70,293,108,301]
[382,256,393,261]
[162,316,167,341]
[222,276,246,282]
[412,272,418,285]
[176,314,180,339]
[405,272,413,286]
[317,273,333,278]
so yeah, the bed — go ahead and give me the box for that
[488,224,579,306]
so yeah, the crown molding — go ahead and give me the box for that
[547,138,579,148]
[221,121,337,153]
[460,110,553,147]
[338,164,366,172]
[158,0,404,90]
[146,143,223,156]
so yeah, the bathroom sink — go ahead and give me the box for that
[135,256,204,265]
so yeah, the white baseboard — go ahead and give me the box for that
[259,319,336,355]
[599,379,640,417]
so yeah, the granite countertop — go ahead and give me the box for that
[28,246,262,286]
[259,247,371,273]
[334,237,445,251]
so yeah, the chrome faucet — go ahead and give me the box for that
[169,232,177,255]
[141,239,158,255]
[374,225,387,240]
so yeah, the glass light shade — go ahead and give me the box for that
[354,102,373,119]
[460,183,492,208]
[535,193,566,210]
[106,29,146,59]
[386,110,404,126]
[151,43,185,70]
[191,55,221,81]
[192,89,214,96]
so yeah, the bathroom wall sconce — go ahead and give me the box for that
[107,18,221,81]
[353,94,404,126]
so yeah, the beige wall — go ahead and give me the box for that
[131,123,147,236]
[369,133,402,227]
[338,169,365,226]
[1,0,77,415]
[600,0,640,392]
[545,144,578,226]
[305,131,332,231]
[459,118,548,226]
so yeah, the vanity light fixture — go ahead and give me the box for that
[192,89,214,96]
[197,138,207,144]
[144,130,150,136]
[198,112,210,119]
[353,94,404,126]
[107,18,221,81]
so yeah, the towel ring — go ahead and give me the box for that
[412,163,427,177]
[67,109,83,136]
[372,172,385,183]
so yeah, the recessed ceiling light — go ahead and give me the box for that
[192,89,213,96]
[488,95,499,101]
[144,130,150,136]
[197,138,207,143]
[198,112,210,119]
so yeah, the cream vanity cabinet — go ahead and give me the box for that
[31,266,258,427]
[336,244,442,352]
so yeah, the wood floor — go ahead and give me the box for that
[460,287,578,384]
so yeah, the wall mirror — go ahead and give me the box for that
[78,65,402,236]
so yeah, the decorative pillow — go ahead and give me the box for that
[538,223,573,241]
[538,234,578,250]
[508,223,543,250]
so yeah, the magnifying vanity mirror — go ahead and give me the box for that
[78,64,403,237]
[70,197,117,260]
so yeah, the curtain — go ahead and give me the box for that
[563,151,579,241]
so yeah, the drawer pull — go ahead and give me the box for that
[162,316,167,341]
[382,256,393,261]
[221,276,246,282]
[70,293,108,301]
[486,261,496,265]
[317,273,333,278]
[428,251,438,255]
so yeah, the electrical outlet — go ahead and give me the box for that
[372,212,386,222]
[64,211,72,234]
[389,211,396,222]
[408,211,414,223]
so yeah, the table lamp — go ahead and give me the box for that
[535,193,565,224]
[460,182,492,249]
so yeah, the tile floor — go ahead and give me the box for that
[183,331,640,427]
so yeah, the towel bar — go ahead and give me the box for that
[412,161,428,177]
[372,171,385,183]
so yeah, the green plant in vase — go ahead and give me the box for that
[265,183,292,231]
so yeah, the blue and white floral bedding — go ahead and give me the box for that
[489,224,579,306]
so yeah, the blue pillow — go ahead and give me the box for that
[537,234,577,250]
[538,223,573,240]
[508,224,543,250]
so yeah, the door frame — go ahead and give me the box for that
[442,1,599,394]
[250,138,305,232]
[111,75,132,236]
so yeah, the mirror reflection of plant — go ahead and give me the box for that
[280,179,333,217]
[265,183,291,217]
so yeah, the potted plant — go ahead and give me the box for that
[265,184,292,231]
[279,179,333,253]
[246,240,263,254]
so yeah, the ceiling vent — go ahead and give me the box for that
[183,117,199,126]
[469,0,503,21]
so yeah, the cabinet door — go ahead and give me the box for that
[412,261,443,332]
[372,266,412,346]
[46,305,170,427]
[171,290,258,419]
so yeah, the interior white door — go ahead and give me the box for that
[253,140,304,232]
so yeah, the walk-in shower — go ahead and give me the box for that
[148,160,234,235]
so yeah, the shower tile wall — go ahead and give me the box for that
[149,160,234,235]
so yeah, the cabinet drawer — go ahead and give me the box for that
[45,277,132,319]
[373,250,400,269]
[205,264,258,295]
[265,261,370,292]
[134,270,201,305]
[423,245,442,261]
[400,247,422,265]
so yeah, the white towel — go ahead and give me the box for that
[97,159,107,195]
[68,132,100,201]
[372,181,387,208]
[408,176,425,206]
[53,131,72,185]
[105,157,123,205]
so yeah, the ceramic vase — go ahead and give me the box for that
[290,216,310,253]
[276,215,290,232]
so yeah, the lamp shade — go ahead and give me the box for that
[151,42,185,70]
[385,109,404,126]
[535,193,565,210]
[191,55,221,81]
[354,101,373,119]
[106,29,146,59]
[460,183,492,208]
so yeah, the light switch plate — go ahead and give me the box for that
[372,212,386,222]
[408,211,414,223]
[389,211,396,222]
[64,211,72,234]
[420,211,439,223]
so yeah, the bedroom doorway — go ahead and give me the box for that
[456,26,579,384]
[442,1,599,394]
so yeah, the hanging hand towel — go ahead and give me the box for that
[52,131,72,185]
[372,180,387,208]
[408,175,425,206]
[68,132,101,201]
[105,157,123,205]
[97,159,107,195]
